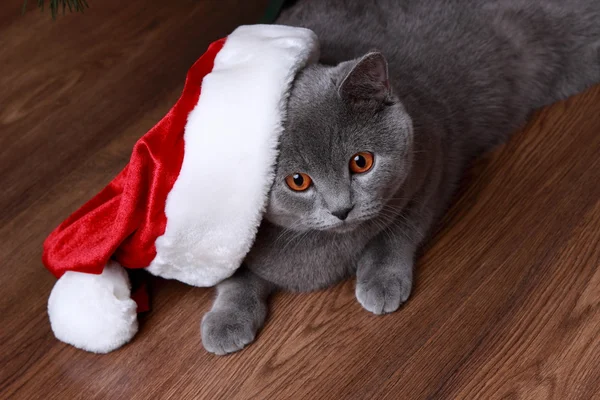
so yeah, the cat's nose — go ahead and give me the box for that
[331,206,354,221]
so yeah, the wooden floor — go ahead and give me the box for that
[1,1,599,399]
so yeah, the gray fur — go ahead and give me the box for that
[202,0,600,354]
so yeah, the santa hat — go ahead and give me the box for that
[42,24,319,353]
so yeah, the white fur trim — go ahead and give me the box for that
[146,25,320,286]
[48,261,138,353]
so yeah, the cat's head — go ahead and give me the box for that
[266,52,414,233]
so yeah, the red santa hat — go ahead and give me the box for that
[43,24,319,353]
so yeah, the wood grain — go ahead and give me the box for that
[1,1,599,399]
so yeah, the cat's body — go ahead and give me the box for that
[201,0,600,355]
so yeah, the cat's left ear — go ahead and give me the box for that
[338,52,392,105]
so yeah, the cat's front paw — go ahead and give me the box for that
[355,272,412,315]
[201,309,257,355]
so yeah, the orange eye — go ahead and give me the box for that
[285,173,312,191]
[349,152,374,174]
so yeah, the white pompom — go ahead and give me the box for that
[47,261,138,353]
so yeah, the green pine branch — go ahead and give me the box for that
[22,0,89,19]
[260,0,287,23]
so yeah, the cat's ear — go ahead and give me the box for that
[338,52,391,104]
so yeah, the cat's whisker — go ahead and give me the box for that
[279,228,308,255]
[374,208,422,241]
[373,216,397,243]
[271,227,292,245]
[271,219,303,247]
[372,213,402,242]
[288,229,313,254]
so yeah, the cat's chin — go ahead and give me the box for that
[324,220,362,234]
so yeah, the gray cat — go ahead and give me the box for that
[201,0,600,355]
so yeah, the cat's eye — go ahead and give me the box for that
[285,173,312,191]
[349,152,374,174]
